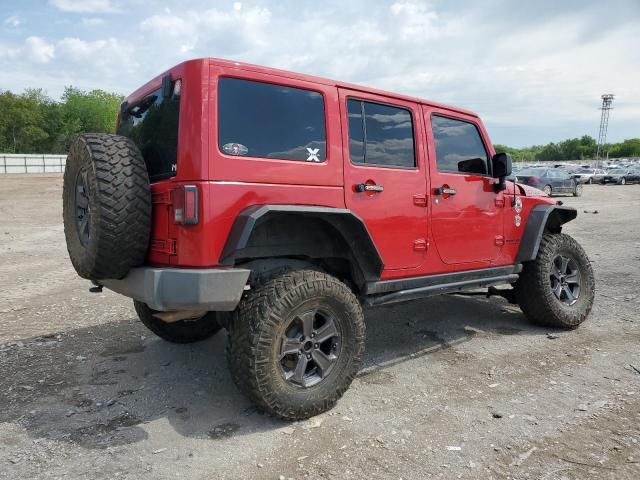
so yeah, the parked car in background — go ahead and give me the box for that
[515,168,582,196]
[600,168,640,185]
[574,168,606,184]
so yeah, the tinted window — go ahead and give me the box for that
[431,116,488,174]
[117,84,180,181]
[347,99,415,168]
[218,78,326,162]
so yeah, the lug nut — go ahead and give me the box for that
[314,343,319,349]
[311,333,315,338]
[306,354,311,360]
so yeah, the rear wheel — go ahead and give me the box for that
[573,183,583,196]
[227,270,365,420]
[542,185,552,196]
[515,233,594,329]
[134,301,222,344]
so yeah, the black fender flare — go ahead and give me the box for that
[516,205,577,262]
[219,205,384,282]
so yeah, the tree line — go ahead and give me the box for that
[1,87,639,159]
[494,135,640,163]
[0,88,122,154]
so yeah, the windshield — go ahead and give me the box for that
[117,82,181,181]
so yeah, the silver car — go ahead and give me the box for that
[573,168,606,184]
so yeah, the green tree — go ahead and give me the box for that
[59,87,123,149]
[0,89,52,153]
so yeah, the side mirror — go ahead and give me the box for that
[492,153,512,192]
[492,152,512,179]
[457,157,487,175]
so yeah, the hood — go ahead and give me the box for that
[516,183,549,197]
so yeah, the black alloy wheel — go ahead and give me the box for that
[278,307,341,388]
[549,255,581,306]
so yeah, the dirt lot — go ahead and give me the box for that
[0,175,639,480]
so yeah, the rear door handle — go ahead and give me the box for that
[434,186,456,195]
[355,183,384,193]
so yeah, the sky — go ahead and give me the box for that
[1,0,638,147]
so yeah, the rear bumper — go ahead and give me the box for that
[100,267,250,312]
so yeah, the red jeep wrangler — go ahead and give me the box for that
[63,58,595,420]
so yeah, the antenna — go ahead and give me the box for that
[596,94,614,163]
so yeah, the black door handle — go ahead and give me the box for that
[355,183,384,193]
[434,186,456,195]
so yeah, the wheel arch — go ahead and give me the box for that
[516,205,578,263]
[219,205,384,290]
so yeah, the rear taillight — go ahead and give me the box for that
[173,185,199,225]
[529,176,539,183]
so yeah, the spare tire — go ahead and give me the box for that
[63,133,151,280]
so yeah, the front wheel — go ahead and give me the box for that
[514,233,595,329]
[227,270,365,420]
[587,177,593,184]
[620,177,627,185]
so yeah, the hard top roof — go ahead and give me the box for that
[127,58,479,118]
[207,58,478,117]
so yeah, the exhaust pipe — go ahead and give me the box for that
[152,310,208,323]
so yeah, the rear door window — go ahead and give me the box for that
[347,99,415,168]
[431,115,489,175]
[218,77,326,162]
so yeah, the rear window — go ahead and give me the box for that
[518,168,545,176]
[117,82,181,181]
[218,77,326,162]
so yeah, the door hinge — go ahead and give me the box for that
[151,238,177,255]
[495,197,505,207]
[413,238,428,251]
[413,194,427,207]
[494,235,505,246]
[152,191,172,205]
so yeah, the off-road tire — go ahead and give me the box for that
[515,233,595,329]
[63,134,151,280]
[543,185,552,196]
[133,301,222,344]
[226,270,365,420]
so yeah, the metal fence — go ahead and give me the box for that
[0,154,67,174]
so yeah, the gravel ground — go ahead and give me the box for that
[1,175,639,480]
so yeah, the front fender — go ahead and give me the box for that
[516,205,577,262]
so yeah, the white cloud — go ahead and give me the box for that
[24,36,55,63]
[82,17,106,26]
[49,0,118,14]
[140,5,272,51]
[4,15,22,28]
[1,0,639,146]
